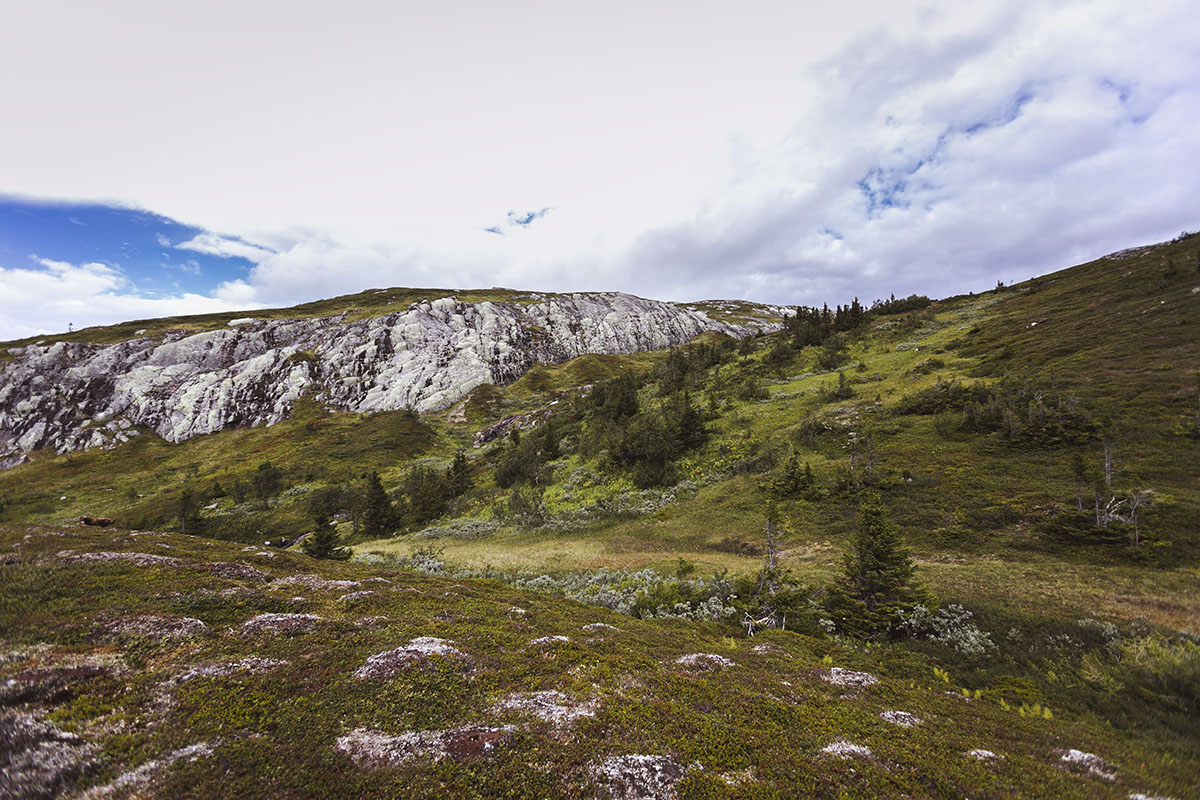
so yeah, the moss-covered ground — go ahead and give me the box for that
[2,523,1194,799]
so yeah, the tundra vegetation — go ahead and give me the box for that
[0,233,1198,798]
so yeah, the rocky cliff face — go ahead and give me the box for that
[0,292,782,466]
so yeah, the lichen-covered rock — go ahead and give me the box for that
[191,561,272,582]
[491,690,596,729]
[271,574,361,592]
[821,740,874,760]
[879,710,922,727]
[822,667,878,687]
[102,614,207,640]
[239,613,322,636]
[0,710,97,800]
[967,749,1002,760]
[674,653,735,671]
[1057,748,1117,781]
[354,637,465,679]
[335,725,513,768]
[592,754,687,800]
[57,550,183,568]
[78,742,215,799]
[172,657,288,683]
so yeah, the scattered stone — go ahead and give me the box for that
[750,643,787,656]
[104,615,207,640]
[508,606,528,617]
[173,657,288,683]
[337,590,376,604]
[191,561,271,582]
[363,577,391,584]
[673,653,735,671]
[79,742,216,799]
[1129,793,1178,800]
[582,623,617,632]
[355,616,391,628]
[879,710,922,727]
[272,574,361,592]
[530,635,571,648]
[592,754,687,800]
[0,665,114,706]
[492,690,596,729]
[967,749,1002,761]
[354,637,466,679]
[1057,749,1117,781]
[821,740,874,760]
[57,550,183,568]
[239,613,322,636]
[822,667,878,688]
[0,710,97,800]
[335,725,513,768]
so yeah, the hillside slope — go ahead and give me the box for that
[1,522,1191,799]
[1,235,1198,798]
[0,291,784,465]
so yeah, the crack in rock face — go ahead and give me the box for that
[0,293,781,464]
[822,667,878,687]
[0,710,97,800]
[592,754,688,800]
[335,725,513,768]
[354,637,466,679]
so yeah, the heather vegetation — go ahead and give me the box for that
[1,234,1199,797]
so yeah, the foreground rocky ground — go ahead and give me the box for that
[1,523,1191,799]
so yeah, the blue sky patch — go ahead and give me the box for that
[0,197,257,296]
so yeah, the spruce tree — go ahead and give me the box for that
[360,471,397,538]
[448,450,472,496]
[825,495,931,639]
[301,522,351,561]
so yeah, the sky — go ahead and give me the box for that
[1,0,1198,340]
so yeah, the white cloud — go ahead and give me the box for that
[174,232,275,263]
[1,0,1197,322]
[0,257,260,340]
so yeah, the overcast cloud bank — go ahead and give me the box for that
[1,0,1197,339]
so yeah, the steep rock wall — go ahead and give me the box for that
[0,292,780,465]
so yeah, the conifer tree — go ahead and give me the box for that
[825,495,931,639]
[301,522,351,561]
[448,450,472,496]
[360,471,398,538]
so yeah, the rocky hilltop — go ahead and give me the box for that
[0,292,782,466]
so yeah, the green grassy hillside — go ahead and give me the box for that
[1,234,1198,798]
[1,522,1193,799]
